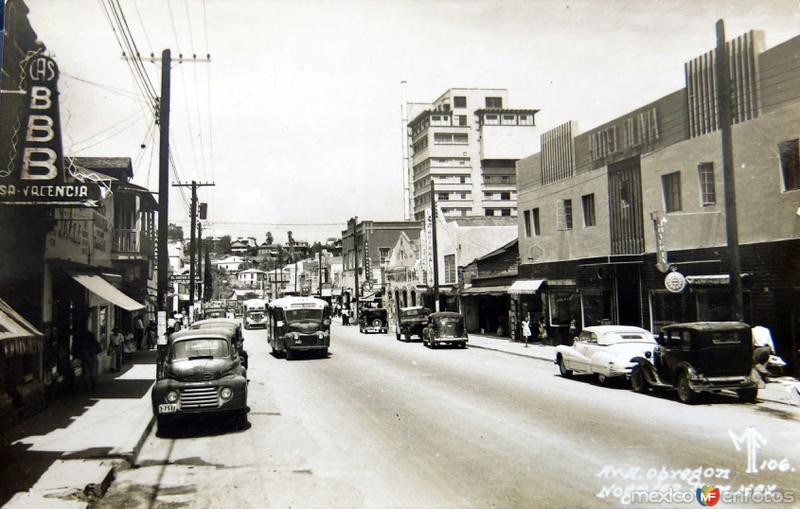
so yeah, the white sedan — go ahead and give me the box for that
[555,325,657,384]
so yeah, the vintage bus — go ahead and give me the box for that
[267,296,331,360]
[242,298,268,329]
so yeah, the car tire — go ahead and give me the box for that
[558,356,573,378]
[321,348,329,358]
[286,349,295,361]
[737,388,758,403]
[460,342,467,349]
[156,416,172,436]
[233,410,248,430]
[597,374,609,386]
[676,371,699,404]
[631,366,649,393]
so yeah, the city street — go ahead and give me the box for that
[99,322,800,509]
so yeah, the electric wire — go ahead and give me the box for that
[110,0,159,101]
[71,110,146,154]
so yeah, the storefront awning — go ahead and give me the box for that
[0,297,44,356]
[359,292,378,302]
[70,273,145,311]
[461,285,509,296]
[508,279,545,295]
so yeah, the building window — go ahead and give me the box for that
[779,139,800,191]
[486,96,503,108]
[502,114,516,125]
[379,247,390,264]
[500,192,511,200]
[434,133,468,144]
[460,192,467,199]
[444,254,456,284]
[438,193,449,201]
[582,193,596,227]
[523,210,532,237]
[532,208,540,235]
[484,209,494,216]
[484,114,500,125]
[454,96,467,108]
[558,199,573,230]
[518,114,533,126]
[459,176,466,184]
[697,163,716,205]
[501,208,511,216]
[457,115,467,126]
[662,171,682,212]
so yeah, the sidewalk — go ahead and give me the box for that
[467,332,800,408]
[0,350,156,508]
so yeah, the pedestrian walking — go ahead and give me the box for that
[521,316,532,348]
[124,330,136,361]
[134,315,145,350]
[75,329,101,390]
[537,316,548,344]
[109,327,125,372]
[341,306,350,326]
[145,320,157,349]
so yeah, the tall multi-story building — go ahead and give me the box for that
[405,88,540,220]
[515,30,800,370]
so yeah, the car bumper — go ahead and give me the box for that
[430,336,468,344]
[362,326,387,333]
[283,334,329,351]
[688,375,758,392]
[151,376,247,417]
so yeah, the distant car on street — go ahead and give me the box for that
[555,325,656,384]
[189,318,248,369]
[422,312,468,349]
[359,307,388,334]
[629,321,759,404]
[395,306,431,341]
[151,328,248,432]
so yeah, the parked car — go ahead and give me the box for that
[555,325,657,384]
[359,307,388,334]
[151,328,248,431]
[630,321,759,404]
[395,306,431,341]
[422,312,468,349]
[189,318,247,369]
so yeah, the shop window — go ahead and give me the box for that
[454,96,467,108]
[779,139,800,191]
[523,210,532,237]
[485,97,503,108]
[582,193,596,227]
[548,290,581,327]
[661,171,682,212]
[581,289,612,327]
[444,254,456,284]
[698,163,716,205]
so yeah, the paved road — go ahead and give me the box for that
[98,321,800,509]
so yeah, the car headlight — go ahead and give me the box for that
[220,387,233,400]
[166,391,179,403]
[316,331,325,339]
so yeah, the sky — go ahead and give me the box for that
[27,0,800,244]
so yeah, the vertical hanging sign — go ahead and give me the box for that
[0,54,100,206]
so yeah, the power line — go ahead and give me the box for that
[70,110,145,154]
[60,71,144,102]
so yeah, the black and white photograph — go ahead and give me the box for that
[0,0,799,507]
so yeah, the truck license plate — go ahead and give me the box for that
[158,404,178,413]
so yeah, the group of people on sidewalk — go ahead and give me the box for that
[71,315,158,391]
[332,302,354,325]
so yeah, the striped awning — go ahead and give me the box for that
[0,298,44,356]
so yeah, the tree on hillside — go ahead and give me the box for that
[219,235,231,254]
[311,241,323,255]
[265,232,273,245]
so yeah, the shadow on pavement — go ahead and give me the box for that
[156,413,251,439]
[0,350,156,506]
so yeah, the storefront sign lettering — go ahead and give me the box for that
[0,54,100,207]
[589,107,660,162]
[651,211,669,273]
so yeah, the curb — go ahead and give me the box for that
[468,342,554,363]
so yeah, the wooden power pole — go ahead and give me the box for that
[157,49,171,315]
[172,181,215,308]
[715,19,744,321]
[430,178,440,312]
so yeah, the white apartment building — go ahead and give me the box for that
[406,88,540,220]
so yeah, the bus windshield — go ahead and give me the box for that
[285,308,323,322]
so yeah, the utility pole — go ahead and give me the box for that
[197,221,203,302]
[157,49,171,316]
[318,247,323,295]
[172,181,215,308]
[430,179,440,312]
[715,20,744,321]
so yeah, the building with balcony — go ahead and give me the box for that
[406,88,540,220]
[236,268,268,287]
[516,30,800,370]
